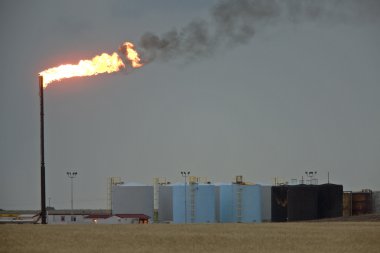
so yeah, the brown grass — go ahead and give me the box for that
[1,222,380,253]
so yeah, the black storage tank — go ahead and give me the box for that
[317,184,343,219]
[271,185,289,222]
[287,185,318,221]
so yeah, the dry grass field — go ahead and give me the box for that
[1,222,380,253]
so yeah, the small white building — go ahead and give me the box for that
[47,210,109,224]
[85,214,150,224]
[48,214,88,224]
[47,210,150,224]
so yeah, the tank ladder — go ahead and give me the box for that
[190,183,196,223]
[236,186,243,222]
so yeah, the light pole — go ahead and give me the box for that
[67,171,78,214]
[180,171,190,223]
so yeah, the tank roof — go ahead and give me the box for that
[119,182,148,186]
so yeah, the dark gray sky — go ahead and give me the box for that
[1,0,379,210]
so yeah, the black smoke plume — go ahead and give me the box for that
[138,0,379,63]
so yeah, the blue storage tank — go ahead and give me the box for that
[159,183,216,223]
[218,183,262,223]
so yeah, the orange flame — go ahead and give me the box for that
[123,42,143,68]
[39,52,124,88]
[39,42,143,88]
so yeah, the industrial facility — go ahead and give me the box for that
[105,174,380,224]
[2,175,379,225]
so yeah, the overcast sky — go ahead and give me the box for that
[1,0,379,210]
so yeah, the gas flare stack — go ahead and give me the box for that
[39,75,47,224]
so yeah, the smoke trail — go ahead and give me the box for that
[138,0,379,63]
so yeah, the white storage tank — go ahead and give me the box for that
[261,185,272,222]
[373,191,380,213]
[111,182,153,219]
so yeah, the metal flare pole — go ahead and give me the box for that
[39,75,47,224]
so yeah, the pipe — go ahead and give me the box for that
[39,75,47,224]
